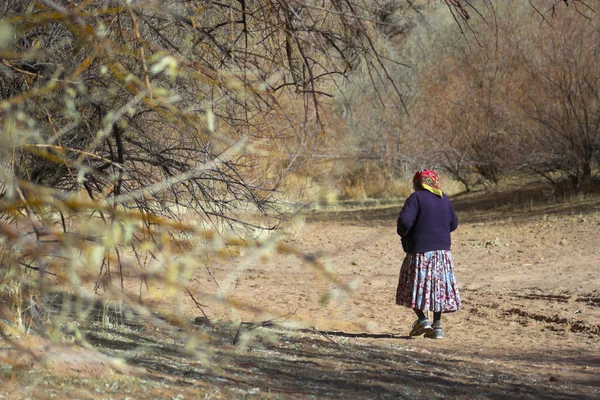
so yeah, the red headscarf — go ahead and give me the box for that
[413,169,443,197]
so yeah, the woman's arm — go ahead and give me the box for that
[449,200,459,232]
[397,194,418,237]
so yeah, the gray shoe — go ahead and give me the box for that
[424,327,443,339]
[409,319,433,336]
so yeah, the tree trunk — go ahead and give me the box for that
[580,161,592,193]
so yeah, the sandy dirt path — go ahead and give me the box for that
[184,190,600,398]
[2,189,598,399]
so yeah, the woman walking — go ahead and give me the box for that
[396,169,461,339]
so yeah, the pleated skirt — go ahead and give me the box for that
[396,250,461,312]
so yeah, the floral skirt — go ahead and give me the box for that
[396,250,461,312]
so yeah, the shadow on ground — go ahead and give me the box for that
[81,320,600,399]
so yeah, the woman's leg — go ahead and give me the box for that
[424,311,444,339]
[433,311,442,328]
[413,309,427,321]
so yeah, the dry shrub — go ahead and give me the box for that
[438,173,469,196]
[402,0,599,192]
[0,0,402,354]
[340,162,411,200]
[281,173,341,205]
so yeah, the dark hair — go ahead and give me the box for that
[413,181,424,191]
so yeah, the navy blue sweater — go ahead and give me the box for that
[397,190,459,254]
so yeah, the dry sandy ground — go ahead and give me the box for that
[187,188,600,398]
[1,187,599,399]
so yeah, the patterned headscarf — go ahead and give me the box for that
[413,169,443,198]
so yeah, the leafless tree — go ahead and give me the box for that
[0,0,416,334]
[517,8,600,191]
[401,0,597,192]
